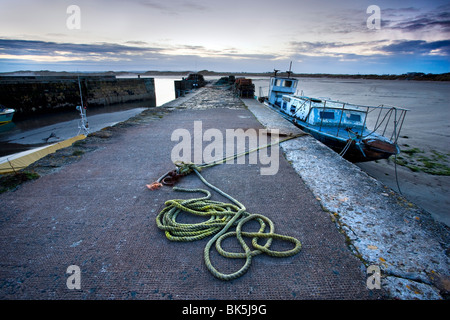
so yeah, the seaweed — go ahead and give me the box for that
[394,147,450,176]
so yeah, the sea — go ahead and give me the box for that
[0,75,449,226]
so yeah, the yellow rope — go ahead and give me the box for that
[155,165,302,281]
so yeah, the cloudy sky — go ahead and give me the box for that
[0,0,449,74]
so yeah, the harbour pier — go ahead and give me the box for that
[0,84,448,301]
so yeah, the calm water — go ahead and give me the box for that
[252,77,450,153]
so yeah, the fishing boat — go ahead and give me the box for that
[263,69,408,162]
[0,105,15,124]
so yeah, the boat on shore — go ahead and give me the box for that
[263,69,408,162]
[0,105,15,125]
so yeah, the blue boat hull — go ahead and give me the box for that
[0,109,15,124]
[266,102,399,162]
[294,122,398,162]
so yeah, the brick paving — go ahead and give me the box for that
[0,86,383,300]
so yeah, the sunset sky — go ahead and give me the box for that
[0,0,449,74]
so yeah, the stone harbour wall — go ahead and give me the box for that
[0,76,156,119]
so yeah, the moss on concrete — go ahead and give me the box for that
[0,171,40,193]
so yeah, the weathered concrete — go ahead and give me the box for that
[0,85,382,300]
[243,98,449,300]
[0,76,156,118]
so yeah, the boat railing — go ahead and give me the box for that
[299,96,408,144]
[291,99,308,119]
[371,104,408,144]
[319,100,327,132]
[336,103,346,137]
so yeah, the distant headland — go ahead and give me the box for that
[1,70,449,81]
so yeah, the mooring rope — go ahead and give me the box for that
[150,134,304,281]
[146,132,306,190]
[155,165,302,281]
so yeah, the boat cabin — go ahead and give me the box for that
[280,94,368,131]
[268,77,298,107]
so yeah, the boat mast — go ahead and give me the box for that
[286,61,292,78]
[77,76,89,135]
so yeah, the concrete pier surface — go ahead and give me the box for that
[0,84,448,301]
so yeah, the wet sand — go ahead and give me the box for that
[357,160,450,226]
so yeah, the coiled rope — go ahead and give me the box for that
[155,165,302,281]
[150,134,304,281]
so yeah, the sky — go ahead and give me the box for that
[0,0,449,74]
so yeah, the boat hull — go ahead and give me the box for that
[265,101,398,162]
[0,109,15,124]
[296,123,398,162]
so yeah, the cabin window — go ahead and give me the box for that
[347,114,361,122]
[282,96,291,102]
[319,111,335,120]
[284,80,293,87]
[275,79,281,86]
[290,106,296,114]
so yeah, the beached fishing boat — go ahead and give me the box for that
[263,70,408,162]
[0,105,15,124]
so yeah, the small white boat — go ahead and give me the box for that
[0,105,15,124]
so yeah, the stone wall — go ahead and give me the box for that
[0,76,156,119]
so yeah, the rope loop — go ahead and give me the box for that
[155,169,302,281]
[151,133,307,280]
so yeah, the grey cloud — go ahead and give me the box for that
[379,40,450,56]
[289,39,450,58]
[125,40,150,45]
[170,44,278,60]
[0,39,163,57]
[181,1,208,11]
[391,17,450,32]
[140,0,208,14]
[385,5,450,32]
[382,7,421,17]
[0,38,279,68]
[178,45,206,51]
[289,40,385,53]
[220,52,278,60]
